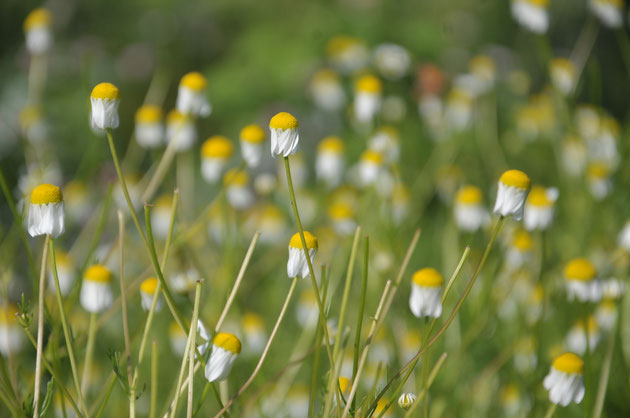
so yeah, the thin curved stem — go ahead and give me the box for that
[33,234,50,418]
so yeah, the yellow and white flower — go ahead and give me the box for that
[397,393,416,410]
[566,316,600,354]
[201,135,234,183]
[224,168,253,210]
[358,150,383,187]
[239,124,266,168]
[561,134,587,177]
[588,115,620,170]
[543,353,585,406]
[170,268,200,295]
[501,383,522,416]
[151,194,174,239]
[493,169,531,220]
[309,69,346,112]
[454,185,490,232]
[354,74,383,123]
[506,229,534,270]
[326,35,369,74]
[595,299,617,331]
[549,58,576,95]
[589,0,624,28]
[205,332,241,382]
[269,112,300,157]
[90,82,120,131]
[587,162,612,200]
[296,289,318,327]
[564,258,602,302]
[19,105,47,143]
[391,183,410,225]
[316,136,345,188]
[242,313,266,354]
[514,336,537,373]
[28,183,65,238]
[524,186,558,231]
[409,268,443,318]
[169,320,210,357]
[176,72,211,117]
[445,87,473,131]
[575,105,600,141]
[373,43,411,81]
[48,251,75,296]
[468,55,496,95]
[80,265,113,313]
[139,277,162,312]
[0,304,23,356]
[63,180,91,223]
[287,231,318,279]
[134,105,164,148]
[368,126,400,164]
[601,278,625,300]
[511,0,549,34]
[166,109,197,151]
[328,201,356,236]
[247,203,286,245]
[24,8,53,54]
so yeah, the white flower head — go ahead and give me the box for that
[566,317,600,355]
[397,393,416,410]
[201,136,234,184]
[595,299,618,331]
[328,202,356,236]
[242,313,266,354]
[0,304,24,356]
[409,268,443,318]
[316,136,345,188]
[151,194,174,240]
[90,82,120,131]
[543,353,585,406]
[28,183,65,238]
[176,72,211,117]
[224,169,253,210]
[287,231,318,279]
[468,55,497,95]
[134,105,164,148]
[269,112,300,157]
[139,277,162,312]
[493,169,531,220]
[549,58,577,95]
[587,163,612,200]
[80,265,113,314]
[354,74,383,123]
[511,0,550,34]
[564,258,602,302]
[454,185,490,232]
[327,35,369,74]
[48,251,75,296]
[445,88,473,132]
[166,110,197,151]
[368,126,400,164]
[373,43,411,81]
[589,0,623,28]
[24,8,53,54]
[205,333,241,382]
[524,186,558,231]
[310,69,346,111]
[358,150,384,187]
[239,124,266,168]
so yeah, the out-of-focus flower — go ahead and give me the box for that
[19,106,46,143]
[269,112,300,157]
[515,93,555,141]
[391,183,410,225]
[601,278,625,299]
[316,136,345,187]
[398,393,416,410]
[409,268,443,318]
[80,265,113,313]
[166,110,197,151]
[63,180,91,223]
[28,183,65,238]
[436,165,464,204]
[287,231,318,279]
[242,313,266,354]
[543,352,585,406]
[587,162,612,200]
[239,124,266,168]
[140,277,162,312]
[454,185,490,232]
[328,201,356,236]
[176,72,211,117]
[253,172,277,196]
[595,299,618,331]
[587,115,620,170]
[224,168,253,210]
[514,336,537,373]
[561,134,587,177]
[170,268,199,295]
[511,0,549,34]
[354,74,383,124]
[575,105,600,141]
[201,135,234,184]
[205,333,241,382]
[549,58,576,95]
[564,258,602,302]
[493,170,531,220]
[326,35,369,74]
[296,289,318,327]
[151,194,173,239]
[358,150,383,187]
[589,0,623,28]
[48,251,75,296]
[506,229,534,270]
[373,43,411,80]
[90,82,120,131]
[246,203,286,245]
[524,186,558,231]
[134,105,164,148]
[526,284,544,324]
[309,69,346,112]
[285,385,309,417]
[368,126,399,164]
[566,316,600,354]
[0,304,23,356]
[445,87,473,131]
[24,8,53,54]
[501,383,522,416]
[468,55,496,95]
[418,94,445,141]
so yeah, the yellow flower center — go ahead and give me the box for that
[550,58,575,75]
[24,8,52,31]
[155,194,173,209]
[167,110,186,124]
[575,316,598,333]
[202,136,234,159]
[527,186,552,207]
[180,72,207,91]
[223,168,249,186]
[318,136,345,153]
[242,313,264,331]
[327,35,361,56]
[84,265,112,283]
[312,68,340,83]
[135,105,162,123]
[564,258,596,281]
[552,352,584,374]
[455,185,482,204]
[269,112,299,130]
[412,268,443,288]
[587,163,610,179]
[355,74,382,93]
[140,277,159,294]
[499,169,531,189]
[512,230,533,251]
[328,202,354,220]
[20,106,42,127]
[31,183,63,204]
[213,332,242,354]
[469,55,495,74]
[240,124,266,144]
[91,82,120,100]
[289,231,318,250]
[361,150,383,164]
[338,377,351,394]
[0,304,18,324]
[527,0,549,6]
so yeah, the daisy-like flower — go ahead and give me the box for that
[358,150,383,187]
[454,185,490,232]
[90,82,120,131]
[309,69,346,112]
[373,43,411,81]
[391,183,410,225]
[493,169,531,220]
[561,134,587,177]
[543,353,585,406]
[224,168,253,210]
[506,229,534,270]
[316,136,345,188]
[169,320,211,357]
[80,265,113,313]
[247,204,286,245]
[595,299,618,331]
[511,0,550,34]
[205,332,241,382]
[549,58,577,95]
[524,186,558,231]
[326,35,369,74]
[240,124,266,168]
[589,115,620,170]
[575,105,600,141]
[63,180,91,223]
[501,383,522,416]
[354,74,383,124]
[28,183,65,238]
[514,336,538,373]
[24,8,52,54]
[269,112,300,157]
[589,0,624,28]
[48,251,75,296]
[170,268,200,295]
[166,109,197,151]
[566,316,600,354]
[151,194,174,239]
[468,55,496,95]
[296,289,318,327]
[368,126,400,164]
[587,162,612,200]
[176,72,211,117]
[564,258,602,302]
[409,268,443,318]
[134,105,163,148]
[139,277,162,312]
[328,201,356,236]
[287,231,318,279]
[0,304,23,356]
[242,313,266,354]
[201,135,234,183]
[398,393,416,410]
[19,105,46,143]
[445,87,474,131]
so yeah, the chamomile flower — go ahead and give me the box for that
[166,109,197,151]
[242,313,266,354]
[561,134,587,177]
[409,268,443,318]
[176,72,211,117]
[201,136,234,183]
[358,150,383,187]
[601,278,625,300]
[391,183,410,225]
[326,35,369,74]
[19,105,46,143]
[269,112,300,157]
[566,316,600,354]
[24,8,53,54]
[445,87,473,131]
[564,258,602,302]
[170,268,199,295]
[28,183,65,238]
[587,162,612,200]
[151,194,174,239]
[205,333,241,382]
[511,0,549,34]
[287,231,318,279]
[373,43,411,80]
[595,299,618,331]
[589,115,620,170]
[139,277,162,312]
[48,251,75,296]
[309,69,346,112]
[90,82,120,131]
[224,168,253,210]
[316,136,346,188]
[543,353,585,406]
[589,0,624,28]
[253,172,277,196]
[134,105,164,148]
[354,74,383,124]
[240,124,266,168]
[549,58,577,95]
[328,201,356,236]
[501,384,522,416]
[454,185,490,232]
[80,265,113,313]
[0,304,23,356]
[468,55,496,94]
[398,393,416,410]
[368,126,400,164]
[63,180,91,223]
[514,336,538,373]
[493,169,531,220]
[506,229,534,270]
[575,105,600,141]
[248,204,286,245]
[169,320,211,357]
[296,289,318,327]
[524,186,558,231]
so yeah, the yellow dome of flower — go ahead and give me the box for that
[412,268,443,288]
[31,184,63,204]
[289,231,318,249]
[269,112,299,130]
[213,332,241,354]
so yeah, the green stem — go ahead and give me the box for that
[592,314,616,418]
[93,374,116,418]
[33,234,50,418]
[351,236,369,413]
[81,312,98,397]
[150,341,158,418]
[543,402,557,418]
[308,266,327,418]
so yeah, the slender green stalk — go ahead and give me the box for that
[402,353,448,418]
[308,266,327,418]
[117,210,133,386]
[93,374,116,418]
[351,236,369,413]
[187,286,201,418]
[81,312,98,397]
[33,233,50,418]
[0,386,21,418]
[592,315,616,418]
[150,341,158,418]
[543,402,557,418]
